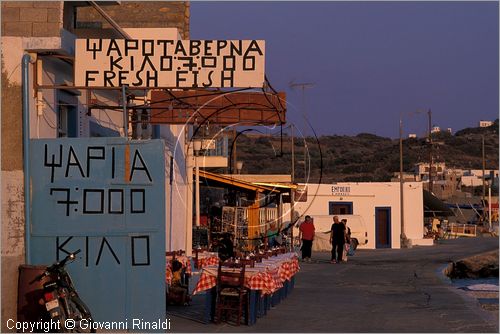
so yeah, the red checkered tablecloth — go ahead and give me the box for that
[192,271,218,294]
[192,268,278,296]
[198,256,219,268]
[279,258,299,282]
[193,253,299,296]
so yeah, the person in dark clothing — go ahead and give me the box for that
[329,216,346,263]
[218,233,234,261]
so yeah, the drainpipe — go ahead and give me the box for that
[22,53,33,264]
[122,85,128,138]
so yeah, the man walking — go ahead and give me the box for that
[299,215,315,262]
[330,216,346,263]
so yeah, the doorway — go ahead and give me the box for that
[375,207,391,248]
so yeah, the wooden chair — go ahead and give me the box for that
[239,258,255,268]
[194,247,209,269]
[251,255,261,263]
[215,263,249,326]
[165,251,177,259]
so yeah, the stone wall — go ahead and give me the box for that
[1,171,24,332]
[1,2,64,331]
[76,1,190,39]
[1,1,64,37]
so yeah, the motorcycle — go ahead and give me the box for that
[30,249,94,333]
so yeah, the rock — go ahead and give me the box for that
[446,250,499,279]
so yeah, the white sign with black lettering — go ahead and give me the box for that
[75,39,265,88]
[332,186,351,196]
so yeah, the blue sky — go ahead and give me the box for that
[190,1,499,138]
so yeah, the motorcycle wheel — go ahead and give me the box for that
[63,296,95,333]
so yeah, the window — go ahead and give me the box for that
[58,102,77,138]
[329,202,353,215]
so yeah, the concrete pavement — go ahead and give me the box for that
[169,237,499,332]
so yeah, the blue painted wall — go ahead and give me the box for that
[30,138,166,328]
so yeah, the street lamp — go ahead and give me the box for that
[486,177,492,231]
[193,139,202,227]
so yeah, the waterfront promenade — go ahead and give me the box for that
[170,237,499,332]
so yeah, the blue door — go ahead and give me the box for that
[30,138,166,329]
[375,207,391,248]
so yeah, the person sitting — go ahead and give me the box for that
[168,259,190,306]
[218,233,234,261]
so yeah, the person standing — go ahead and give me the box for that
[298,215,315,262]
[266,221,279,248]
[341,219,351,262]
[330,216,346,263]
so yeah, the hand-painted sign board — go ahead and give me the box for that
[75,39,265,88]
[30,138,166,329]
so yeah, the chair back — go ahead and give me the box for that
[217,262,246,288]
[238,258,255,268]
[166,251,177,260]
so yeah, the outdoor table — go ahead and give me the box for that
[192,252,299,324]
[196,252,220,269]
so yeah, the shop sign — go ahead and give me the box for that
[75,39,265,88]
[332,185,351,196]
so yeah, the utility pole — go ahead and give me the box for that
[290,125,295,252]
[232,129,237,174]
[289,81,314,182]
[428,109,433,193]
[482,134,486,205]
[291,125,295,185]
[399,115,407,247]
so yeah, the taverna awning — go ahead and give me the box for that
[197,170,280,193]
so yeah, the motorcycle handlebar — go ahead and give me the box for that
[30,249,82,283]
[57,249,82,268]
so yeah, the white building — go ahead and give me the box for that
[431,126,441,134]
[461,169,499,188]
[294,182,430,249]
[414,162,446,180]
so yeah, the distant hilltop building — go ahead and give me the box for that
[431,126,441,134]
[392,162,500,199]
[479,120,493,127]
[414,162,446,180]
[446,128,452,134]
[408,133,417,139]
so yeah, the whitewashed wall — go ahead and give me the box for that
[294,182,425,249]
